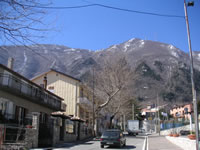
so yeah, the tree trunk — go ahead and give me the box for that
[109,116,114,129]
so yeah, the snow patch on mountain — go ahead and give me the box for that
[19,50,28,74]
[95,49,104,53]
[74,55,82,60]
[168,45,174,50]
[196,53,200,61]
[139,40,145,48]
[107,45,117,51]
[64,48,78,52]
[50,60,56,68]
[128,38,135,43]
[124,42,131,52]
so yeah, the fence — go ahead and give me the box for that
[0,125,27,150]
[160,119,191,130]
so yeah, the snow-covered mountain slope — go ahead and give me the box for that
[1,39,200,105]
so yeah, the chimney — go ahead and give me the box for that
[7,57,14,69]
[43,75,47,90]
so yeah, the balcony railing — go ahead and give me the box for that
[0,73,64,111]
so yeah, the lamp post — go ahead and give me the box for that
[184,1,199,149]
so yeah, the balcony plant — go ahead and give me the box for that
[172,132,179,137]
[188,131,195,140]
[168,132,173,137]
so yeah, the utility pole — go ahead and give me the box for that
[123,114,126,132]
[157,94,160,135]
[184,1,199,149]
[132,102,135,120]
[92,67,95,137]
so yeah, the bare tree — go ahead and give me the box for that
[94,56,134,113]
[0,0,49,45]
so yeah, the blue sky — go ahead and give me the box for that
[2,0,200,52]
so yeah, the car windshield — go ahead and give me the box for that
[102,131,120,138]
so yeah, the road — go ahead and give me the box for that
[54,136,145,150]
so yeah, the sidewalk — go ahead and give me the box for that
[148,135,183,150]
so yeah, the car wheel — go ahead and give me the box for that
[124,141,126,147]
[119,142,122,148]
[101,145,104,148]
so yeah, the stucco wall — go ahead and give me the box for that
[32,71,80,117]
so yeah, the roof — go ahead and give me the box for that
[51,111,71,119]
[0,64,64,101]
[31,69,81,82]
[172,103,193,109]
[70,116,85,122]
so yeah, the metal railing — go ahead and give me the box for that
[0,73,63,111]
[0,113,32,127]
[160,119,190,130]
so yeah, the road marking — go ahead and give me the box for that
[142,136,148,150]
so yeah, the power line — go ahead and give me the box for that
[23,4,97,9]
[96,3,185,19]
[22,3,184,19]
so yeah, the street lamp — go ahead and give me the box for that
[184,1,199,149]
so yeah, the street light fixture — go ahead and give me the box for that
[184,1,199,149]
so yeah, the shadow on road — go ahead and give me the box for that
[105,145,136,149]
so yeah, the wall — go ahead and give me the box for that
[25,128,38,148]
[0,90,53,115]
[160,124,195,135]
[79,123,92,140]
[32,71,80,117]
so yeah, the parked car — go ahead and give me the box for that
[100,129,126,148]
[180,130,190,135]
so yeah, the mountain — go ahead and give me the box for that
[1,38,200,105]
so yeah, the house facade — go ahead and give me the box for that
[170,104,193,119]
[0,63,66,149]
[31,69,92,120]
[31,69,93,141]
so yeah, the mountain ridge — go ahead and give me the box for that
[1,38,200,105]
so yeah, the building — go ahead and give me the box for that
[31,69,92,121]
[31,69,93,141]
[0,62,66,149]
[170,104,193,119]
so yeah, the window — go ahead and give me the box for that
[15,106,27,124]
[39,112,48,124]
[66,120,74,133]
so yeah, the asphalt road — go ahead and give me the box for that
[54,136,145,150]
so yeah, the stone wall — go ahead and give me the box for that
[79,123,92,140]
[25,128,38,148]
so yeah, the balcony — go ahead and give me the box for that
[0,73,65,111]
[78,97,92,111]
